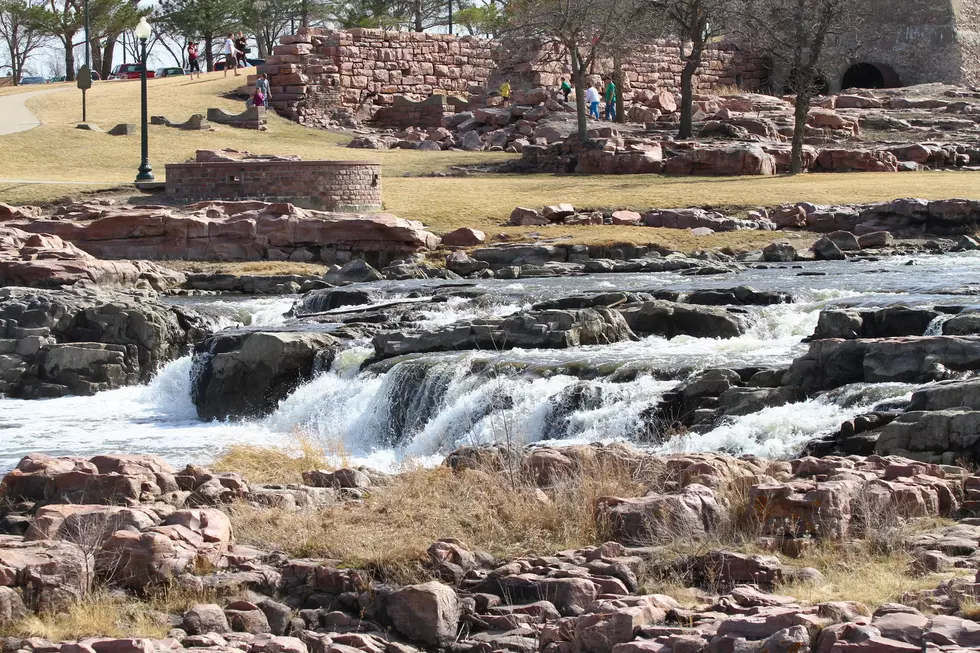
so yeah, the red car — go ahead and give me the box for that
[109,63,155,80]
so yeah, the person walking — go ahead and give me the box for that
[585,83,600,120]
[222,33,240,77]
[187,42,201,79]
[559,77,571,102]
[603,76,617,121]
[235,32,249,68]
[499,79,511,106]
[256,73,271,108]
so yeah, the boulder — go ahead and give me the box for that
[386,581,460,647]
[826,231,861,251]
[510,207,549,226]
[610,211,642,226]
[663,145,776,176]
[373,308,636,360]
[598,484,725,544]
[619,301,747,339]
[858,231,894,248]
[814,149,899,173]
[763,241,797,262]
[183,604,232,635]
[302,468,371,489]
[445,251,490,276]
[324,259,383,284]
[0,536,90,610]
[225,601,272,634]
[813,237,845,260]
[441,228,486,247]
[191,330,339,421]
[294,288,374,315]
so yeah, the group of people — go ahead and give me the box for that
[184,32,270,109]
[500,75,617,121]
[562,76,617,121]
[184,32,252,80]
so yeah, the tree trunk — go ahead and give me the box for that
[790,90,810,174]
[8,39,19,84]
[101,35,116,79]
[413,0,423,31]
[301,0,309,26]
[204,34,215,71]
[678,52,699,139]
[90,36,102,73]
[613,56,625,124]
[256,29,267,58]
[570,45,587,142]
[65,37,75,81]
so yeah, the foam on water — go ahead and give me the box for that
[659,382,916,459]
[6,257,971,471]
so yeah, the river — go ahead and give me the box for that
[3,252,979,471]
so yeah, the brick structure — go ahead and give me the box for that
[165,159,382,212]
[822,0,980,91]
[261,28,495,127]
[260,29,766,128]
[372,94,469,129]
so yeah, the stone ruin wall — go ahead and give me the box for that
[259,29,768,128]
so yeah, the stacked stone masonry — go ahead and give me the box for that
[260,28,767,127]
[164,161,382,212]
[372,94,469,129]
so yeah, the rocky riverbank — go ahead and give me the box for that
[2,446,980,652]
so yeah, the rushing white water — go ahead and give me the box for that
[660,382,916,460]
[6,253,980,471]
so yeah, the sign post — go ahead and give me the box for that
[77,65,92,122]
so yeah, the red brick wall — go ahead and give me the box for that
[164,161,382,212]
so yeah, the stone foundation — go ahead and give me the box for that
[164,160,382,212]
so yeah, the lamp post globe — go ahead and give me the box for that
[135,17,154,182]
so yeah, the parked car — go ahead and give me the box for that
[108,63,154,80]
[20,76,47,84]
[48,75,67,83]
[213,57,264,71]
[155,67,185,78]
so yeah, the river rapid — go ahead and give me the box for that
[3,252,980,472]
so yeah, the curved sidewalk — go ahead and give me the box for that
[0,86,72,136]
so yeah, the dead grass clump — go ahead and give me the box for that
[166,260,331,277]
[776,541,969,609]
[2,592,167,640]
[211,434,340,484]
[0,580,218,640]
[227,455,646,585]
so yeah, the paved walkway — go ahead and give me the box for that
[0,87,72,136]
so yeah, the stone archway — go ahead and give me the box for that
[841,62,902,90]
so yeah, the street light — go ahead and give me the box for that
[134,16,154,182]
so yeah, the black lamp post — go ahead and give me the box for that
[134,16,154,182]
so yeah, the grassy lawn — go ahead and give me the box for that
[2,72,979,249]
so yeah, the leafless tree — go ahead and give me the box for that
[0,0,48,83]
[507,0,658,141]
[648,0,728,139]
[733,0,864,173]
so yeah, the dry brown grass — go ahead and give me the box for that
[166,260,331,277]
[211,435,340,483]
[222,451,648,584]
[2,73,980,250]
[0,584,215,640]
[777,541,970,610]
